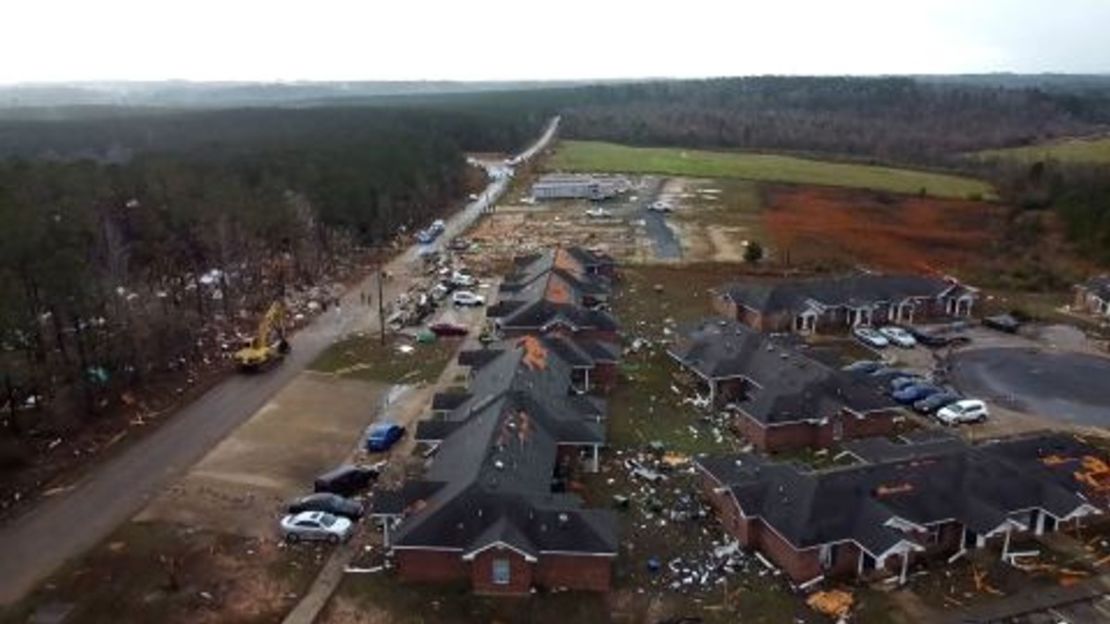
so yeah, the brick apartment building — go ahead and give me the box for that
[713,273,978,335]
[668,318,899,451]
[372,249,621,595]
[696,432,1105,586]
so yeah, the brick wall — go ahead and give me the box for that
[699,471,751,545]
[534,554,612,591]
[470,548,533,595]
[395,549,467,583]
[752,519,821,582]
[592,362,618,393]
[734,411,896,453]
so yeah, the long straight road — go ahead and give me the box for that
[0,116,559,606]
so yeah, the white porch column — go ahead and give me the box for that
[592,444,600,473]
[383,519,391,548]
[1035,511,1046,536]
[1001,524,1013,560]
[899,552,910,585]
[584,368,591,392]
[857,550,865,578]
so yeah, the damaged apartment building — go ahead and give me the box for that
[696,432,1106,586]
[371,247,620,594]
[486,246,620,392]
[714,273,978,334]
[668,317,899,451]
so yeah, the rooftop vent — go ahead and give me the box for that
[494,460,505,470]
[558,513,569,525]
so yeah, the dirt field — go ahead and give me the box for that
[763,186,1007,273]
[138,373,387,537]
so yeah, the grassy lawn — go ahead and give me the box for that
[975,136,1110,164]
[550,140,995,200]
[309,332,460,384]
[320,575,609,624]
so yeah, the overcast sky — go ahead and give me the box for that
[3,0,1108,83]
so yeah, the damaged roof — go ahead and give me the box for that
[491,247,617,334]
[697,434,1104,557]
[394,337,616,556]
[719,273,972,315]
[668,318,895,424]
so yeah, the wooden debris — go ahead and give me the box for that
[806,590,854,618]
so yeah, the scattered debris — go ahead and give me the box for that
[806,589,853,619]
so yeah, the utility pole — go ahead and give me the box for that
[377,259,386,346]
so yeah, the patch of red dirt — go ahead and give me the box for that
[763,187,1006,273]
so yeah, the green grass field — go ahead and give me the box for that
[974,136,1110,164]
[550,140,995,199]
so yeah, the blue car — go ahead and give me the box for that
[365,422,406,452]
[889,375,925,391]
[893,384,941,405]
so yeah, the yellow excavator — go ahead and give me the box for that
[234,301,291,372]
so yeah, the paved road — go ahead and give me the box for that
[0,117,559,606]
[950,347,1110,428]
[636,176,682,260]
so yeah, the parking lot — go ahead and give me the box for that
[832,322,1110,438]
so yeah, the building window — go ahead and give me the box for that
[492,559,511,585]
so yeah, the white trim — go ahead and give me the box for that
[983,517,1027,538]
[884,516,929,534]
[1056,503,1102,522]
[538,549,618,557]
[462,540,538,563]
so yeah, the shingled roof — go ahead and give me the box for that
[720,273,969,315]
[698,434,1103,558]
[490,247,618,334]
[391,337,616,556]
[668,318,895,424]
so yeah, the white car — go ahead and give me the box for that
[452,291,485,307]
[648,201,672,213]
[280,511,353,544]
[853,326,890,348]
[879,326,917,348]
[585,207,611,218]
[450,271,476,287]
[936,399,989,425]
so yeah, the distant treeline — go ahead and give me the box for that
[549,76,1110,163]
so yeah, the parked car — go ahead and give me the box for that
[936,399,989,425]
[853,326,890,348]
[314,464,380,496]
[893,383,942,404]
[429,283,450,301]
[365,422,406,452]
[868,366,907,381]
[447,238,471,251]
[648,201,672,213]
[910,326,971,347]
[429,321,468,336]
[913,391,961,414]
[450,271,477,287]
[889,375,926,391]
[280,511,353,544]
[983,314,1021,334]
[878,326,916,348]
[452,291,485,307]
[585,207,612,218]
[842,360,883,374]
[286,493,364,520]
